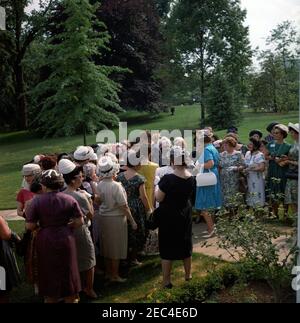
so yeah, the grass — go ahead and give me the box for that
[7,220,224,303]
[0,106,298,210]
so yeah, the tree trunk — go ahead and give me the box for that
[15,58,28,129]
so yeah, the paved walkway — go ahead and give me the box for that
[0,210,294,262]
[0,209,24,221]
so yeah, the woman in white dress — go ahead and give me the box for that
[244,138,266,208]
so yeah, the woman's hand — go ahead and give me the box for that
[131,220,138,231]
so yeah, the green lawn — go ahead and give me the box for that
[0,106,298,209]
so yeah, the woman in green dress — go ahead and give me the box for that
[265,124,291,218]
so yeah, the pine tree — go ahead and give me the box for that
[206,70,239,130]
[32,0,123,138]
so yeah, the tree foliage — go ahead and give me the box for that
[96,0,165,112]
[31,0,123,137]
[164,0,252,126]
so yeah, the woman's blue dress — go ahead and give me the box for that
[195,143,222,210]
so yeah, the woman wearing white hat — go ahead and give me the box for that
[58,159,97,299]
[284,123,299,215]
[96,156,137,282]
[16,164,41,218]
[73,146,94,166]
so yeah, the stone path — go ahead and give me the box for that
[0,209,24,221]
[0,210,294,262]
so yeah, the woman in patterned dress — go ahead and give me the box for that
[284,123,299,215]
[244,138,266,208]
[219,137,245,208]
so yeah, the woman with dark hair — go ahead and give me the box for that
[195,134,222,237]
[155,147,195,288]
[265,124,291,218]
[58,159,97,299]
[26,170,84,303]
[117,150,152,266]
[244,138,266,207]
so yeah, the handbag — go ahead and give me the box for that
[238,172,248,194]
[145,208,160,230]
[196,166,217,187]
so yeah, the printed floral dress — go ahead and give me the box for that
[285,143,299,205]
[117,173,147,252]
[244,151,266,207]
[219,151,245,207]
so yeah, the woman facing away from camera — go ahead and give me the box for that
[26,170,84,303]
[59,159,97,299]
[96,156,137,282]
[155,147,195,289]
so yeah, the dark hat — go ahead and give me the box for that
[249,129,263,139]
[266,122,279,133]
[227,126,238,134]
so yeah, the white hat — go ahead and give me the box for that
[58,159,76,175]
[22,164,41,176]
[288,122,299,133]
[97,156,120,178]
[274,124,289,135]
[74,146,94,161]
[33,154,45,164]
[90,152,98,161]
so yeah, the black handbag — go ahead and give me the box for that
[145,208,161,230]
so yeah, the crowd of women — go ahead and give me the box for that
[0,121,298,303]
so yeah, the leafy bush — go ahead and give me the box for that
[215,197,297,302]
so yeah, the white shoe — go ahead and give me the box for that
[203,229,215,239]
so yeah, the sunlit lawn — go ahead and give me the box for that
[0,107,298,209]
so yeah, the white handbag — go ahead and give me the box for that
[196,166,217,187]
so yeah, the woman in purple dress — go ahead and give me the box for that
[26,170,84,303]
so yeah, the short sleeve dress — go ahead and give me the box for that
[266,141,291,199]
[64,190,96,273]
[117,173,147,252]
[25,192,83,298]
[219,151,245,207]
[195,144,222,210]
[244,151,266,207]
[158,174,196,260]
[96,179,128,260]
